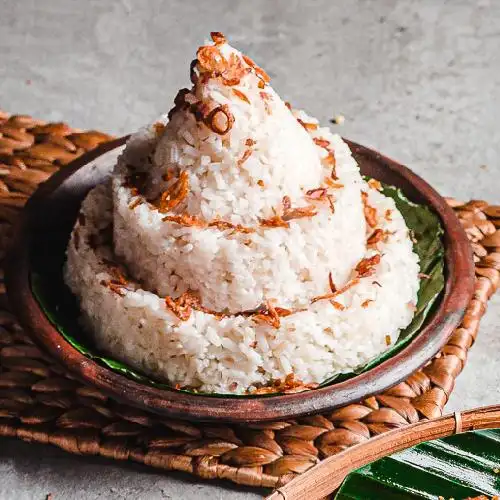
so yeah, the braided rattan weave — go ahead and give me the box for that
[0,110,498,489]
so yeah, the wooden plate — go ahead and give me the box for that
[6,137,475,423]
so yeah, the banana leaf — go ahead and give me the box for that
[30,181,445,396]
[335,428,500,499]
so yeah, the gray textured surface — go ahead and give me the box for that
[1,0,499,498]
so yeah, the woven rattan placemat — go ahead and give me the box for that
[0,110,499,490]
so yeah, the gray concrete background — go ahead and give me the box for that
[1,0,499,498]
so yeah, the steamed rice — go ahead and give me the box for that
[64,33,420,394]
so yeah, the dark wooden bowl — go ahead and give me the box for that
[6,137,475,423]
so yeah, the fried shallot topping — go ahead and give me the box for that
[253,300,283,329]
[162,213,255,234]
[165,290,203,321]
[129,198,143,210]
[237,148,253,167]
[327,194,336,214]
[208,220,255,234]
[368,178,382,191]
[313,137,330,149]
[296,118,318,131]
[101,280,127,297]
[331,300,345,310]
[220,53,251,86]
[282,195,292,212]
[99,260,131,297]
[310,278,360,304]
[153,121,166,137]
[282,205,318,221]
[324,177,344,189]
[305,187,328,200]
[361,191,378,228]
[204,104,235,135]
[355,254,381,277]
[196,45,228,74]
[162,213,206,228]
[210,31,226,45]
[260,215,290,228]
[260,195,319,228]
[249,373,318,395]
[242,54,270,84]
[158,171,190,213]
[325,151,338,180]
[102,259,129,285]
[232,88,250,104]
[367,229,390,246]
[328,272,337,293]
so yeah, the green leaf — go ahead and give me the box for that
[30,180,445,396]
[335,429,500,499]
[319,183,445,386]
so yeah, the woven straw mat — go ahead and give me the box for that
[0,110,499,490]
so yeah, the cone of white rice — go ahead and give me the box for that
[64,32,419,394]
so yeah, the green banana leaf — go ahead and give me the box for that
[30,181,445,396]
[335,428,500,499]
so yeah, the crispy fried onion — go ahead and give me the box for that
[306,188,336,214]
[324,177,344,189]
[165,290,203,321]
[297,118,318,131]
[196,45,228,74]
[328,272,336,293]
[260,196,318,228]
[325,151,338,180]
[367,228,391,246]
[232,88,250,104]
[170,90,235,135]
[203,104,235,135]
[368,178,382,191]
[249,373,318,395]
[195,44,251,86]
[165,292,291,326]
[210,31,226,45]
[161,213,206,228]
[313,137,330,149]
[311,278,360,304]
[362,191,378,228]
[306,187,328,200]
[162,213,255,234]
[355,254,381,277]
[100,259,130,297]
[209,220,255,234]
[221,53,251,85]
[158,171,190,213]
[253,301,292,329]
[311,254,381,304]
[242,54,270,84]
[259,215,290,228]
[282,196,317,221]
[237,148,253,167]
[283,205,318,221]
